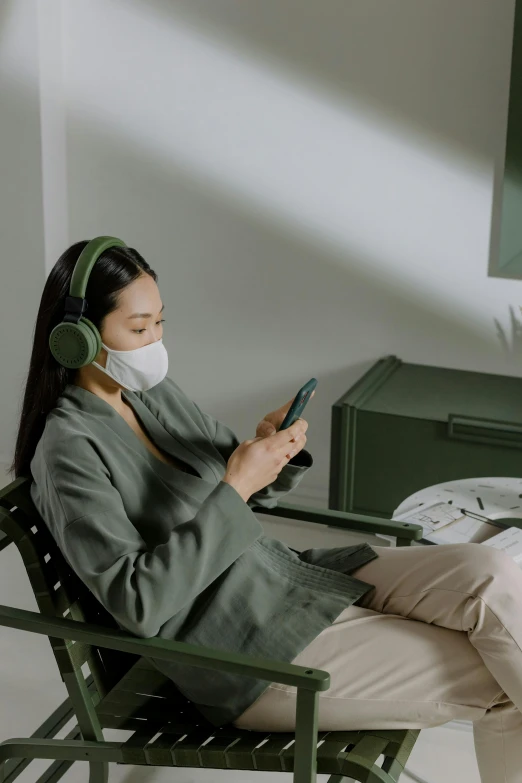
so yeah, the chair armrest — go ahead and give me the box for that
[250,501,423,542]
[0,603,330,692]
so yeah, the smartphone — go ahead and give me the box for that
[278,378,318,431]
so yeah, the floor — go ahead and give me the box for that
[0,482,483,783]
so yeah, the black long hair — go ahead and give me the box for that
[9,240,158,478]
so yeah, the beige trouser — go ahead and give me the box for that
[233,542,522,783]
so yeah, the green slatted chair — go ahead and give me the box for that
[0,476,423,783]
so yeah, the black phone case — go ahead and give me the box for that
[279,378,318,431]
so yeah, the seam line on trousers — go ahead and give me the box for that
[484,687,508,711]
[390,587,522,651]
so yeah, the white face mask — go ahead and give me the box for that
[92,338,168,392]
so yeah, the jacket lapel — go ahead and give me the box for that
[123,391,220,483]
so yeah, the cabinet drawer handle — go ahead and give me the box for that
[447,414,522,449]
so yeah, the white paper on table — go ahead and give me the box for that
[423,515,486,544]
[393,502,468,537]
[481,527,522,565]
[412,503,467,531]
[382,502,495,545]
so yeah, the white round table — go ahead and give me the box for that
[393,476,522,544]
[394,476,522,519]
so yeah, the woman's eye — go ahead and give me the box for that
[132,319,165,335]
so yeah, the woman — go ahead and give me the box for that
[11,240,522,782]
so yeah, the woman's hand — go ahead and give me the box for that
[222,418,308,502]
[255,389,315,437]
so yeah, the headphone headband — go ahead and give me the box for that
[70,236,127,298]
[63,236,127,325]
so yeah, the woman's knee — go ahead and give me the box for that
[454,542,521,585]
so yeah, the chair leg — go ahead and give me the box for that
[294,688,319,783]
[88,762,108,783]
[61,672,109,783]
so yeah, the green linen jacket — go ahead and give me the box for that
[29,376,378,727]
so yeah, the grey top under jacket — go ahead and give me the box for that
[29,376,378,726]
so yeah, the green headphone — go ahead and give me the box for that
[49,236,127,369]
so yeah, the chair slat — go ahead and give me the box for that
[386,728,420,766]
[97,695,180,723]
[143,731,186,766]
[53,588,77,616]
[52,637,92,671]
[281,731,331,773]
[26,560,61,596]
[100,714,160,732]
[113,667,168,693]
[64,597,92,623]
[97,685,183,711]
[224,733,270,771]
[336,734,390,780]
[79,650,112,700]
[119,729,162,765]
[170,729,216,767]
[0,479,39,518]
[203,724,252,739]
[17,527,56,563]
[103,658,183,705]
[253,733,295,772]
[197,733,243,769]
[103,683,175,711]
[35,593,64,617]
[350,735,389,764]
[100,689,172,710]
[148,719,205,735]
[316,729,364,744]
[316,738,354,775]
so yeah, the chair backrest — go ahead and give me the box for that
[0,476,140,701]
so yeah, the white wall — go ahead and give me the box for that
[2,0,520,514]
[0,0,46,479]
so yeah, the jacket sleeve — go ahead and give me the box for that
[192,402,314,511]
[33,438,263,639]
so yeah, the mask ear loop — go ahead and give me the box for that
[91,358,135,391]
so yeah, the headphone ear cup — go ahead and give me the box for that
[80,317,102,360]
[49,317,102,369]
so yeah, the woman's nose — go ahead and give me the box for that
[147,327,163,346]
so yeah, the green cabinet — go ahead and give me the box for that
[329,356,522,518]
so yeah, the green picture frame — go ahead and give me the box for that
[490,2,522,278]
